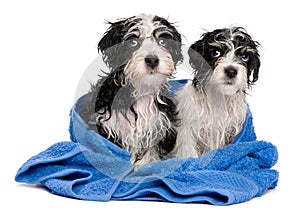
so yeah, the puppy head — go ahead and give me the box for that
[98,14,183,94]
[189,27,260,95]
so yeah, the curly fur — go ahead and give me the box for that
[173,27,260,158]
[80,14,182,168]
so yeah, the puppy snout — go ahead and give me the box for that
[145,55,159,69]
[224,66,238,79]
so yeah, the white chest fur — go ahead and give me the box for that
[174,81,247,158]
[98,95,171,161]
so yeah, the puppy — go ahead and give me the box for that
[174,27,260,158]
[80,14,182,169]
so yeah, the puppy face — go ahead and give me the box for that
[189,27,260,95]
[98,14,183,94]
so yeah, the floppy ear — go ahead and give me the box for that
[240,32,261,85]
[188,40,204,70]
[98,19,129,53]
[248,52,260,85]
[166,29,183,65]
[188,35,212,75]
[98,19,129,68]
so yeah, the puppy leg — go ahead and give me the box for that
[173,128,199,158]
[133,148,160,170]
[173,82,202,158]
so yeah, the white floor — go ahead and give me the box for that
[1,1,298,219]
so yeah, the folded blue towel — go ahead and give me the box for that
[15,80,279,205]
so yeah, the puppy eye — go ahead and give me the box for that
[125,36,139,47]
[129,39,139,47]
[212,50,221,58]
[158,38,167,46]
[241,53,249,62]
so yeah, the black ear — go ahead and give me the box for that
[98,19,130,53]
[98,18,131,68]
[238,30,261,85]
[188,34,213,75]
[248,53,260,84]
[170,26,183,65]
[247,38,261,84]
[188,40,204,70]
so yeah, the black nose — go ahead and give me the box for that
[145,55,159,69]
[224,67,238,79]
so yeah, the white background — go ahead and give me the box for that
[1,0,299,219]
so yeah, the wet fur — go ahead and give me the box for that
[174,27,260,158]
[80,14,182,168]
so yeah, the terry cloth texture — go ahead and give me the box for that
[15,80,278,205]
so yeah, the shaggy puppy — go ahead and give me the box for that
[80,14,182,168]
[174,27,260,158]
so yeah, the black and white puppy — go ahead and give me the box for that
[80,14,182,169]
[173,27,260,158]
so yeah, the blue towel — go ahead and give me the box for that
[15,80,279,205]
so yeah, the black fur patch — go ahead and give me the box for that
[97,17,142,69]
[80,15,183,164]
[97,15,183,69]
[153,16,183,65]
[189,27,260,86]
